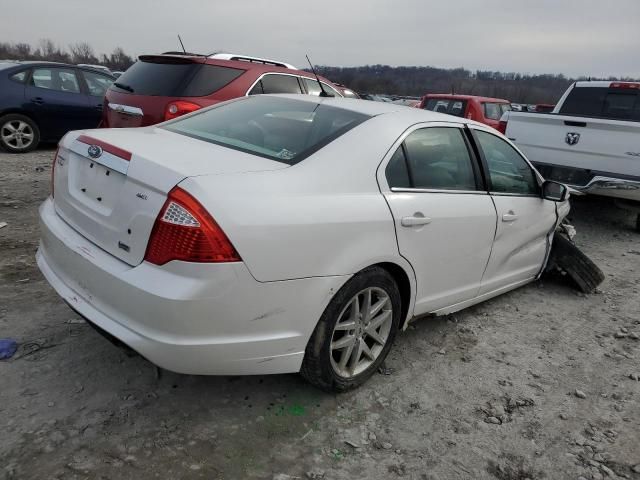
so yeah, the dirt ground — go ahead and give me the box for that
[1,147,639,480]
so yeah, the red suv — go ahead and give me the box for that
[103,53,345,128]
[417,94,512,131]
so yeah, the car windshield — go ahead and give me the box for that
[162,96,370,165]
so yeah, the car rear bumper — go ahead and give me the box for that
[573,176,640,201]
[533,163,640,201]
[37,197,348,375]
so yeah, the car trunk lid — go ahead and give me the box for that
[53,127,287,266]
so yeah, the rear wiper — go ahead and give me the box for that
[114,82,134,93]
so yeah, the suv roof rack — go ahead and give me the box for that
[208,53,297,69]
[161,51,207,57]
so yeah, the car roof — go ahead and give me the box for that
[425,93,510,103]
[267,94,480,125]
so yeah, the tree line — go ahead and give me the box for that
[316,65,639,104]
[0,39,135,72]
[2,40,637,104]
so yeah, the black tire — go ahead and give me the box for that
[0,113,40,153]
[548,234,605,293]
[636,213,640,233]
[301,266,402,392]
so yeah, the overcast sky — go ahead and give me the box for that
[2,0,639,78]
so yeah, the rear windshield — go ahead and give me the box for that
[109,59,244,97]
[424,98,467,117]
[162,96,370,165]
[559,86,640,120]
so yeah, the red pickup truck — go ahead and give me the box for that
[417,94,512,131]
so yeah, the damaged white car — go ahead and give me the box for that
[37,95,592,391]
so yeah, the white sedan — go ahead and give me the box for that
[37,95,569,391]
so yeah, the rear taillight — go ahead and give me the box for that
[497,120,508,134]
[144,187,241,265]
[164,101,202,121]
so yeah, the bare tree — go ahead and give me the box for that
[69,42,98,64]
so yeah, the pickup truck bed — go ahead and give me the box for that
[502,81,640,203]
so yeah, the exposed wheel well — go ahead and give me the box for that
[374,262,412,328]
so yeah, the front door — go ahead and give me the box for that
[380,124,497,314]
[470,127,558,295]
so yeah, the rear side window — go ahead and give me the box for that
[10,70,27,83]
[385,146,411,188]
[302,78,342,97]
[602,93,638,120]
[483,103,503,120]
[162,96,369,165]
[249,74,303,95]
[110,60,243,97]
[403,128,477,190]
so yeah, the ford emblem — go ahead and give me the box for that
[88,144,103,158]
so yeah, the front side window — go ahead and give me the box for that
[31,68,80,93]
[475,130,539,195]
[82,70,114,97]
[249,74,303,95]
[386,127,477,191]
[163,96,369,165]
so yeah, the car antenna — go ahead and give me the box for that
[178,35,186,54]
[305,54,330,97]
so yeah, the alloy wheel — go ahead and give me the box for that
[1,120,35,150]
[330,287,393,378]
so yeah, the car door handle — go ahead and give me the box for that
[401,215,432,227]
[31,97,44,105]
[94,104,103,111]
[502,212,518,222]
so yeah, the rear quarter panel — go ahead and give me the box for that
[179,114,415,284]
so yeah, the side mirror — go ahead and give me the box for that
[542,180,568,202]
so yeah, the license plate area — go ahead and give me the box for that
[68,153,126,213]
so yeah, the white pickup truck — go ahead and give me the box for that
[500,81,640,227]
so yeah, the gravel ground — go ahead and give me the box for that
[1,147,639,480]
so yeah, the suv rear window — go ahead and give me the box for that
[162,96,370,165]
[110,60,244,97]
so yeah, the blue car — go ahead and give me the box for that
[0,61,114,153]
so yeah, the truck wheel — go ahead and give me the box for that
[636,213,640,233]
[0,114,40,153]
[548,234,605,293]
[301,266,401,392]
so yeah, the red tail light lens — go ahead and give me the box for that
[164,101,202,121]
[497,120,508,135]
[144,187,241,265]
[610,82,640,90]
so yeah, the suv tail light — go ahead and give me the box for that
[164,101,202,121]
[497,120,508,134]
[144,187,241,265]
